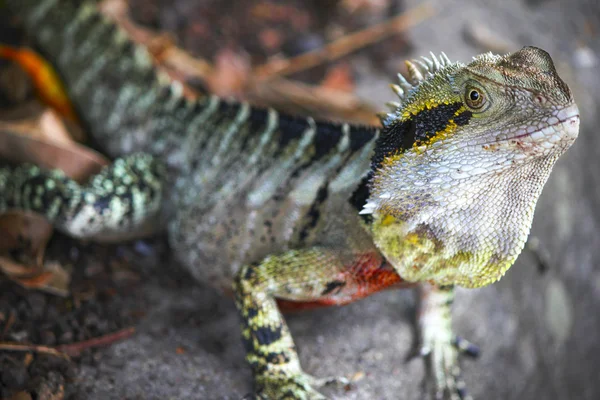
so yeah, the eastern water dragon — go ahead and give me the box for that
[0,1,580,399]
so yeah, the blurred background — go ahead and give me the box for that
[0,0,598,399]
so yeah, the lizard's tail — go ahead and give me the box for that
[0,152,164,241]
[4,0,189,159]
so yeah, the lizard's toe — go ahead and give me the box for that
[308,374,351,389]
[453,335,480,358]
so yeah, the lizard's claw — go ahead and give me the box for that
[420,334,479,400]
[453,336,480,358]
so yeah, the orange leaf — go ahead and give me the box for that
[0,44,78,123]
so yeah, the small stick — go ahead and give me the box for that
[254,1,436,79]
[0,342,70,360]
[0,311,16,340]
[0,326,136,359]
[56,327,136,357]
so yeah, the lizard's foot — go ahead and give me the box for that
[250,372,337,400]
[247,371,350,399]
[418,285,479,400]
[420,333,479,400]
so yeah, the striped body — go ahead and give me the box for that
[7,0,381,290]
[169,99,379,290]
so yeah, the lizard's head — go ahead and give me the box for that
[364,46,579,288]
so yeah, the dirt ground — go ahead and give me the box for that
[1,0,600,399]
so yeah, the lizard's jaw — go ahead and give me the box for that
[527,103,580,143]
[483,103,580,157]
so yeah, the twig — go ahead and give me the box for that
[0,342,70,360]
[56,326,136,357]
[248,78,380,125]
[0,326,136,359]
[254,1,436,79]
[97,0,383,125]
[0,311,16,340]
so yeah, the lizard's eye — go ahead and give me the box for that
[465,87,486,109]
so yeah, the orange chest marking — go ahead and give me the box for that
[278,252,414,312]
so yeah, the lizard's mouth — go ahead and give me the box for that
[495,104,580,146]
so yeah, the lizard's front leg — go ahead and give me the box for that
[418,284,479,400]
[234,248,404,399]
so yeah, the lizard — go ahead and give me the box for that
[0,1,580,399]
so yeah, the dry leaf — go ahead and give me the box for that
[0,211,69,296]
[8,391,33,400]
[32,262,71,297]
[0,256,44,278]
[0,256,71,297]
[0,127,108,182]
[0,212,53,265]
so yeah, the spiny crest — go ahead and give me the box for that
[471,51,502,64]
[379,51,455,127]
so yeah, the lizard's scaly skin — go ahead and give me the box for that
[0,153,164,241]
[1,1,580,399]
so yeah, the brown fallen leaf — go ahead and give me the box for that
[27,262,70,297]
[0,256,71,297]
[0,212,53,268]
[0,126,109,182]
[8,391,33,400]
